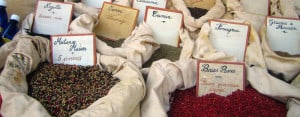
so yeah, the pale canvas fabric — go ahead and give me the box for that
[270,0,299,18]
[170,0,226,32]
[0,2,152,116]
[141,0,300,117]
[0,34,146,117]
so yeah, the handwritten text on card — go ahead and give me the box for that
[51,34,95,66]
[33,1,73,35]
[197,61,245,97]
[209,20,249,62]
[266,17,300,55]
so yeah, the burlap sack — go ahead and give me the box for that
[0,34,146,117]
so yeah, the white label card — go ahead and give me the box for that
[82,0,112,8]
[197,61,245,97]
[145,7,183,47]
[209,20,250,62]
[266,17,300,55]
[51,34,96,66]
[132,0,167,24]
[33,0,73,35]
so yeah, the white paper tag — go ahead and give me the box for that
[33,0,73,35]
[145,7,183,47]
[266,17,300,55]
[132,0,167,24]
[51,34,96,66]
[197,61,245,97]
[209,20,250,62]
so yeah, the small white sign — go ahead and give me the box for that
[33,0,73,35]
[132,0,167,24]
[82,0,112,8]
[197,61,245,97]
[266,17,300,55]
[209,20,250,62]
[145,6,183,47]
[51,34,96,66]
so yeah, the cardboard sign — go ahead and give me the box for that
[132,0,167,24]
[51,34,96,66]
[145,6,183,47]
[266,17,300,55]
[240,0,269,16]
[183,0,216,10]
[197,60,245,97]
[95,2,139,41]
[33,0,73,35]
[209,20,250,62]
[82,0,112,8]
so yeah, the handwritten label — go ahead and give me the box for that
[266,17,300,55]
[82,0,112,8]
[209,20,250,62]
[51,34,96,66]
[132,0,167,24]
[145,6,183,47]
[197,61,245,97]
[33,0,73,35]
[183,0,216,10]
[95,2,139,40]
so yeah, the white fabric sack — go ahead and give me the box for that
[170,0,226,31]
[20,10,159,69]
[270,0,298,18]
[0,35,146,117]
[141,19,300,117]
[259,25,300,82]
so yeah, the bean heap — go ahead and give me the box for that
[27,62,120,117]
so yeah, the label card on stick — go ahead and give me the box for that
[196,60,246,97]
[266,16,300,55]
[145,6,183,47]
[132,0,167,24]
[33,0,73,35]
[95,2,139,41]
[51,34,96,66]
[82,0,112,8]
[209,20,250,62]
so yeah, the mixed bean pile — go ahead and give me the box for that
[27,62,120,117]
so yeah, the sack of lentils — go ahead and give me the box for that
[0,35,145,117]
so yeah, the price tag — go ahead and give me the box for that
[33,0,73,35]
[209,20,250,62]
[266,16,300,55]
[197,60,245,97]
[95,2,139,41]
[51,34,96,66]
[145,6,183,47]
[132,0,167,24]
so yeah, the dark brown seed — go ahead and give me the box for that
[27,62,120,117]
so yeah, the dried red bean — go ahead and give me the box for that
[168,86,287,117]
[27,62,120,117]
